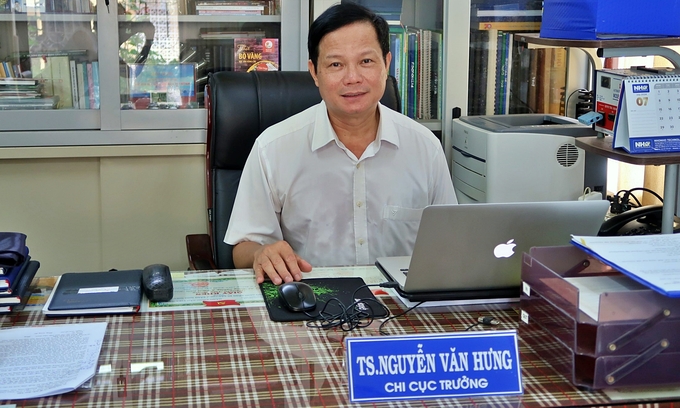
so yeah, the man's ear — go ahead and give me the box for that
[307,60,319,87]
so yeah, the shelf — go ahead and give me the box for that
[516,33,680,48]
[575,136,680,166]
[0,13,95,22]
[118,15,280,23]
[576,136,680,234]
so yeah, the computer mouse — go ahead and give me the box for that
[142,264,174,302]
[277,281,317,312]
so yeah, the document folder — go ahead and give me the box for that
[520,245,680,389]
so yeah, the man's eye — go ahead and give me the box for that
[330,62,341,67]
[362,59,373,64]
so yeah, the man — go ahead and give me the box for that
[225,3,457,285]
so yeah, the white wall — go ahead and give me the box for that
[0,145,207,276]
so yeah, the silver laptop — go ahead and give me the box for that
[376,200,610,301]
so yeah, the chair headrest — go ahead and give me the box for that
[208,71,401,171]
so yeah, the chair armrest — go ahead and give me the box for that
[186,234,218,270]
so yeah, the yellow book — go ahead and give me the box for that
[30,56,53,97]
[49,56,73,109]
[478,21,541,31]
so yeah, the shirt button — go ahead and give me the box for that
[357,201,363,207]
[356,163,361,169]
[358,239,365,245]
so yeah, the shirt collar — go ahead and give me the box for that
[311,101,400,152]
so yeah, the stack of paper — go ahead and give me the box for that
[0,322,108,399]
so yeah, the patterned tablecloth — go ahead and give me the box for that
[1,275,678,407]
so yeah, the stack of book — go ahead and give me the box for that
[0,232,40,314]
[0,77,56,110]
[194,0,269,16]
[388,26,443,120]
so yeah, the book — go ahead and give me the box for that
[0,256,30,292]
[536,47,552,114]
[43,269,143,315]
[613,74,680,153]
[406,28,418,119]
[91,61,100,109]
[389,25,407,114]
[233,38,279,72]
[69,59,79,109]
[548,47,567,115]
[0,260,39,309]
[50,56,72,109]
[571,234,680,297]
[478,21,541,31]
[76,61,87,109]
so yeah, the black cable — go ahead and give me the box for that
[610,187,664,214]
[464,316,500,331]
[622,187,664,205]
[378,301,425,336]
[565,88,589,118]
[305,283,395,332]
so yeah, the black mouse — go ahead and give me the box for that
[142,264,174,302]
[277,281,317,312]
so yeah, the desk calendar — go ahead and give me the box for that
[613,75,680,153]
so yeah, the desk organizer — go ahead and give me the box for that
[520,245,680,389]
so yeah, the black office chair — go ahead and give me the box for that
[186,71,401,270]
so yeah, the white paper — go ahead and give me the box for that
[564,276,646,321]
[572,234,680,295]
[0,322,108,400]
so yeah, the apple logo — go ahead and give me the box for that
[494,239,516,258]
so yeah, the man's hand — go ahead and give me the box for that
[252,241,312,284]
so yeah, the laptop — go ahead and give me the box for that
[375,200,610,302]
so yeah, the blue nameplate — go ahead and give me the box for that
[345,330,522,402]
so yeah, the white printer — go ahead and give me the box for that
[452,114,604,203]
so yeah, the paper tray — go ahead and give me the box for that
[521,311,680,389]
[520,245,680,357]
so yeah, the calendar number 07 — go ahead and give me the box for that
[636,97,649,106]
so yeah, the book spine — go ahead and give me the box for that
[406,30,417,119]
[87,62,94,109]
[76,62,86,109]
[91,61,100,109]
[69,59,79,109]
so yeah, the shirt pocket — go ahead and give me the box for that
[382,205,424,222]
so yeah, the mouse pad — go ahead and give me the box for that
[259,277,389,322]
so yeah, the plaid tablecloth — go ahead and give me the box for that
[1,292,678,407]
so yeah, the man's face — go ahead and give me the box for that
[308,21,391,122]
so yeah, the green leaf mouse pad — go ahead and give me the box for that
[259,277,389,322]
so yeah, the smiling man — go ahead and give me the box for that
[225,2,457,285]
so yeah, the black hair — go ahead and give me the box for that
[307,2,390,71]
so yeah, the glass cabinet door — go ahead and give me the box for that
[115,0,292,131]
[0,0,100,130]
[322,0,443,134]
[117,0,280,111]
[466,0,564,117]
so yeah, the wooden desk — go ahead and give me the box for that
[2,272,679,407]
[576,135,680,233]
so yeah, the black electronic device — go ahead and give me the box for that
[277,281,317,312]
[142,264,174,302]
[598,205,680,236]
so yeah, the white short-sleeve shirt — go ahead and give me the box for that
[225,101,457,266]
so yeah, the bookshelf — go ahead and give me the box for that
[0,0,307,146]
[516,34,680,234]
